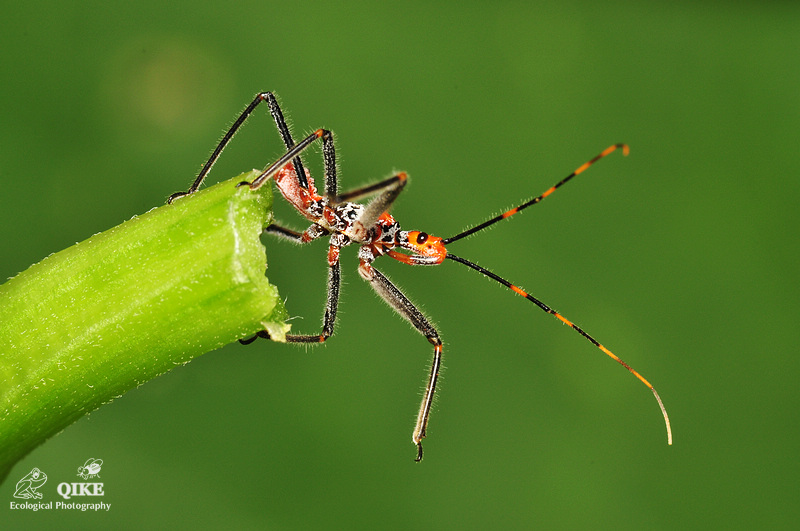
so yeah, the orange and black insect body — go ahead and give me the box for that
[169,92,672,461]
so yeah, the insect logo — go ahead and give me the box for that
[169,92,673,461]
[13,467,48,499]
[77,458,103,480]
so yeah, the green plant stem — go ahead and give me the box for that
[0,171,288,483]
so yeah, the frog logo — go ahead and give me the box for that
[77,458,103,480]
[13,467,47,499]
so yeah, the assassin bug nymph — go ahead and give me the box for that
[169,92,673,461]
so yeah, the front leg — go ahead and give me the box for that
[358,259,442,462]
[241,226,340,345]
[283,245,340,343]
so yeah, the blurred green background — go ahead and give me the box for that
[2,1,798,529]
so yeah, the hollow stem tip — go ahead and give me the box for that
[0,171,289,480]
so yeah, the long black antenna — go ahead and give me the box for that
[443,144,628,244]
[445,252,672,445]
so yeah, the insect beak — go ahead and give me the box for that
[389,234,447,265]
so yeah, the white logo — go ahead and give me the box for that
[13,467,48,499]
[9,462,111,512]
[77,458,103,480]
[55,457,106,500]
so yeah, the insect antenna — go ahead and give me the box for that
[444,253,672,445]
[443,144,628,245]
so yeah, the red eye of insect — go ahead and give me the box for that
[415,232,428,245]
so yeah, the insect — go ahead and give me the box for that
[77,458,103,479]
[169,92,672,461]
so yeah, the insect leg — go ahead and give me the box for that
[168,93,270,202]
[259,92,311,190]
[169,92,324,202]
[357,173,408,230]
[245,129,334,191]
[259,92,339,195]
[284,246,340,343]
[241,239,341,345]
[333,173,409,204]
[263,223,304,242]
[359,262,442,462]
